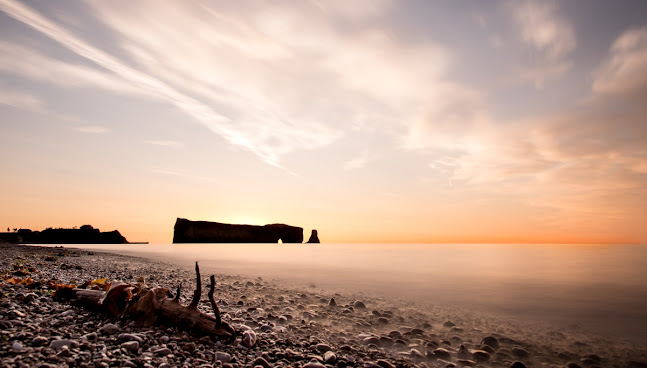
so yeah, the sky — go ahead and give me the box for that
[1,0,646,244]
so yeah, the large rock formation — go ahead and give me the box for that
[173,218,304,243]
[0,225,128,244]
[306,229,320,243]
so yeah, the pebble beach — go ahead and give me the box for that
[1,242,646,368]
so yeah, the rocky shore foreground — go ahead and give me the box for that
[1,243,645,368]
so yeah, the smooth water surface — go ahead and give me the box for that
[38,243,647,342]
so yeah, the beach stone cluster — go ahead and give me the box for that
[1,243,646,368]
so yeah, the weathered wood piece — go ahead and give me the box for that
[58,262,235,341]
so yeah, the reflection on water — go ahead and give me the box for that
[38,243,647,342]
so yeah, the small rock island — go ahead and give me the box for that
[306,229,320,243]
[173,218,318,244]
[0,225,128,244]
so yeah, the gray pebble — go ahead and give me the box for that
[11,341,23,352]
[215,351,232,363]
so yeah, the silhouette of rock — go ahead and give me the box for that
[306,229,320,243]
[0,225,128,244]
[173,218,303,243]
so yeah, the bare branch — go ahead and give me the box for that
[208,274,222,326]
[174,283,182,301]
[189,261,201,309]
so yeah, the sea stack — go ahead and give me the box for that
[306,229,320,243]
[173,218,303,243]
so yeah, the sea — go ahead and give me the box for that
[34,242,647,344]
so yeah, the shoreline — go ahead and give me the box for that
[1,243,646,368]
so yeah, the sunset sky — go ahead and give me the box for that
[1,0,646,244]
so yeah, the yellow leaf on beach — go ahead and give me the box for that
[5,277,22,284]
[91,278,108,286]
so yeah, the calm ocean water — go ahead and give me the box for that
[37,243,647,343]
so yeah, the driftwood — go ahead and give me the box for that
[57,262,235,341]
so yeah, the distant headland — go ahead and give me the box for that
[0,225,129,244]
[173,218,320,244]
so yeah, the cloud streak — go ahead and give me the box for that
[0,0,336,168]
[74,125,111,134]
[510,0,576,87]
[145,140,183,148]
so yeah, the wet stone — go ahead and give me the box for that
[472,350,491,362]
[481,345,496,354]
[11,341,23,352]
[153,347,172,356]
[121,341,139,352]
[481,336,499,349]
[512,347,529,358]
[252,357,271,368]
[315,343,332,353]
[377,317,389,324]
[302,360,326,368]
[242,329,257,348]
[118,333,143,343]
[362,336,380,346]
[433,348,452,360]
[376,360,396,368]
[99,323,120,335]
[32,336,48,346]
[581,357,602,366]
[214,351,232,363]
[49,339,77,352]
[324,351,337,364]
[82,332,98,341]
[458,360,477,367]
[458,344,471,359]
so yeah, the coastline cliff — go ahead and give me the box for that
[0,225,128,244]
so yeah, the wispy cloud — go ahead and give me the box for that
[0,41,144,97]
[74,125,110,134]
[344,150,373,171]
[509,0,576,88]
[144,140,183,148]
[0,87,44,111]
[0,0,337,168]
[593,27,647,99]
